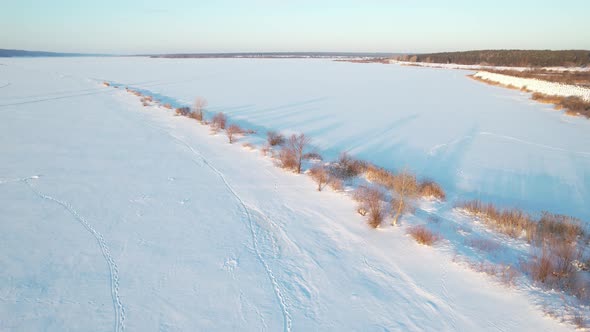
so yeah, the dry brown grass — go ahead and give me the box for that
[457,200,535,240]
[365,164,396,188]
[418,180,446,200]
[407,226,439,246]
[242,142,255,150]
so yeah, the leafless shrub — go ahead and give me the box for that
[267,131,285,146]
[418,179,446,200]
[279,134,310,173]
[331,152,367,180]
[303,152,323,161]
[407,225,439,246]
[309,165,330,191]
[244,129,256,135]
[142,102,149,107]
[260,146,271,156]
[175,107,190,117]
[211,112,227,131]
[329,178,344,191]
[573,313,586,330]
[353,185,386,228]
[390,170,418,226]
[278,148,298,170]
[163,103,172,109]
[226,124,243,144]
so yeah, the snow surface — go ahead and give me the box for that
[0,58,584,331]
[3,57,587,221]
[474,71,590,102]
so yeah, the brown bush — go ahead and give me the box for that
[226,124,243,144]
[418,179,446,200]
[163,103,172,109]
[365,164,395,188]
[353,186,386,228]
[390,170,418,226]
[536,212,584,244]
[309,165,329,191]
[267,131,285,146]
[407,225,439,246]
[103,82,110,87]
[278,148,298,170]
[175,107,190,117]
[242,142,255,149]
[329,178,344,191]
[303,152,323,161]
[330,152,367,180]
[212,112,227,130]
[188,111,203,122]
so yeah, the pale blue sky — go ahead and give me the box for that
[2,0,589,54]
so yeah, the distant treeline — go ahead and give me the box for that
[0,49,109,57]
[397,50,590,67]
[150,52,399,59]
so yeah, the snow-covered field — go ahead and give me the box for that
[3,57,587,221]
[473,71,590,102]
[0,58,587,331]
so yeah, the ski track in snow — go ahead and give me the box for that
[429,131,590,157]
[166,132,293,332]
[23,178,125,332]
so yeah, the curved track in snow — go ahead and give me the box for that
[24,178,125,332]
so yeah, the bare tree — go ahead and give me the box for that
[309,165,329,191]
[193,97,208,122]
[226,124,243,144]
[390,170,418,226]
[212,112,227,131]
[285,133,311,174]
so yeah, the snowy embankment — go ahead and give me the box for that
[0,60,579,331]
[473,71,590,102]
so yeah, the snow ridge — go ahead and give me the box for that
[474,71,590,102]
[168,133,293,332]
[24,179,125,332]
